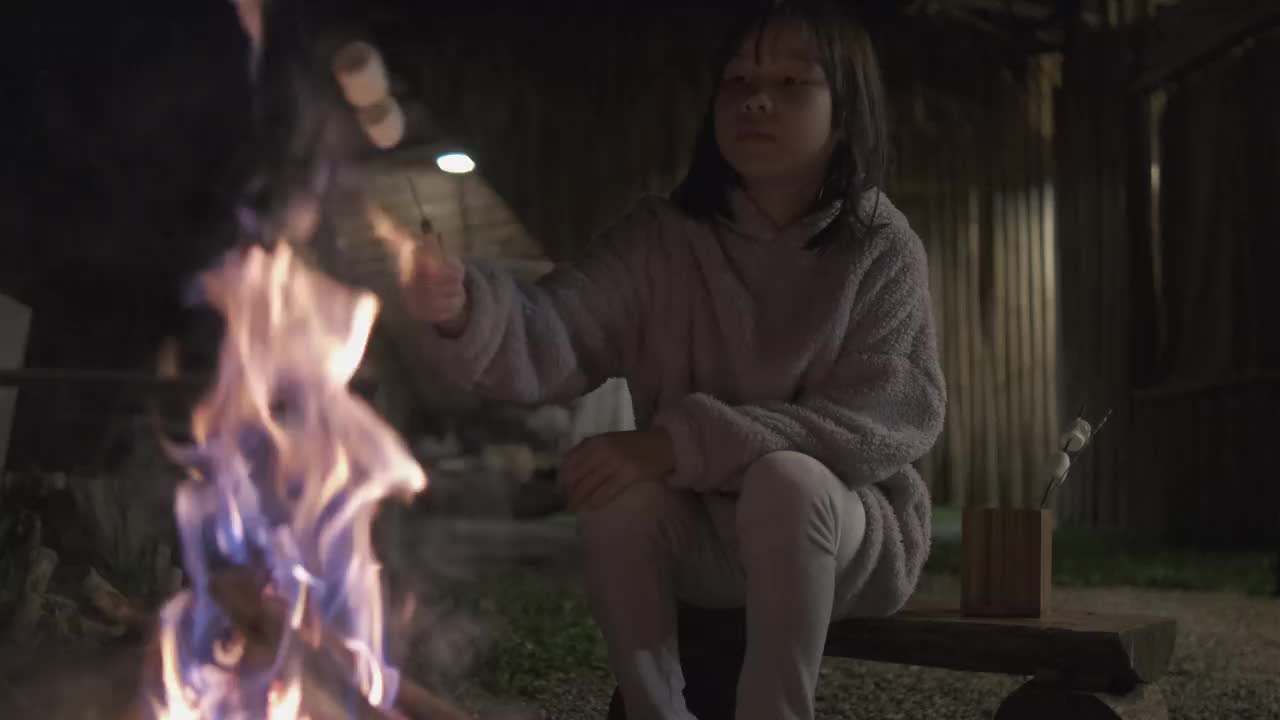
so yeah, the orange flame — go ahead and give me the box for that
[150,244,427,718]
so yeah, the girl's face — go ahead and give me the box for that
[714,19,835,190]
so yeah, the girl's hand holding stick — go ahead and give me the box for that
[364,204,469,336]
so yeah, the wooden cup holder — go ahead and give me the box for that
[960,508,1053,618]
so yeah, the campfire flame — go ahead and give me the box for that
[150,244,427,718]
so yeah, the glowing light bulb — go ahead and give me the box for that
[435,152,475,174]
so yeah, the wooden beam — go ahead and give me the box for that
[825,605,1177,692]
[1125,92,1158,388]
[0,369,376,396]
[996,680,1170,720]
[934,0,1057,21]
[0,368,203,390]
[1133,0,1280,92]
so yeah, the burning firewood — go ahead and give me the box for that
[138,246,452,718]
[0,502,158,645]
[208,567,471,720]
[82,567,148,629]
[43,593,128,641]
[125,637,400,720]
[8,545,58,641]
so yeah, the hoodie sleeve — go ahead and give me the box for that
[651,227,946,492]
[416,198,661,406]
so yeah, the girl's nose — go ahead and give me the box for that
[742,87,772,114]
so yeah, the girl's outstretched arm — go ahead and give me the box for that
[652,227,947,492]
[414,200,659,406]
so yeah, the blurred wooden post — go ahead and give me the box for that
[0,294,30,471]
[961,508,1054,617]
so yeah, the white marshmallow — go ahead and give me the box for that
[1046,450,1071,482]
[358,97,405,149]
[1059,428,1088,452]
[1067,417,1093,443]
[333,41,390,108]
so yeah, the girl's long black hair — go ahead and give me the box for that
[671,0,890,250]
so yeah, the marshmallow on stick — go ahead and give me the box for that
[358,97,406,150]
[333,41,390,108]
[1059,428,1087,452]
[332,40,407,149]
[1046,450,1071,483]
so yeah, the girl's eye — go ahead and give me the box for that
[783,76,800,85]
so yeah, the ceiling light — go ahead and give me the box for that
[436,152,475,174]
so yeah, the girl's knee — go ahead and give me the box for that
[739,451,840,510]
[736,451,845,554]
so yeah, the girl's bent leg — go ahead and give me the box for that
[577,481,722,720]
[733,452,867,720]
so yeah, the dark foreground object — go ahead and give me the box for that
[607,601,1176,720]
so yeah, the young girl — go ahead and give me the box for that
[396,2,945,718]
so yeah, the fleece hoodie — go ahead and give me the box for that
[417,188,946,617]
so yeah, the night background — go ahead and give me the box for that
[1,1,1278,718]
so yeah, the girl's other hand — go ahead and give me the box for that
[559,430,676,512]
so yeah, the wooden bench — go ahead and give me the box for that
[607,602,1177,720]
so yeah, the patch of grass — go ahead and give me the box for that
[458,568,610,698]
[925,525,1277,596]
[545,511,577,529]
[931,504,963,532]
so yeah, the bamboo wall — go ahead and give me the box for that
[1045,14,1280,544]
[1124,21,1280,547]
[1153,28,1280,383]
[1131,375,1280,548]
[890,57,1062,510]
[1051,29,1137,531]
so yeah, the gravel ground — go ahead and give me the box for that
[4,513,1277,720]
[462,573,1280,720]
[4,583,1278,720]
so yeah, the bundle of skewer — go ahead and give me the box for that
[1039,405,1112,510]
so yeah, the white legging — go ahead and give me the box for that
[576,451,868,720]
